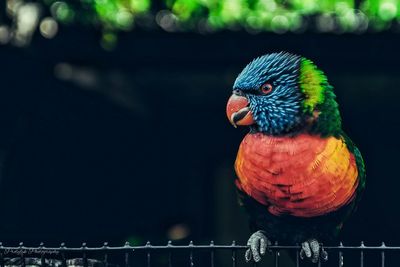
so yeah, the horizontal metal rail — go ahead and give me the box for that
[0,241,396,267]
[0,241,397,251]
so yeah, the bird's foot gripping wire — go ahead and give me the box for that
[245,230,271,263]
[300,239,328,263]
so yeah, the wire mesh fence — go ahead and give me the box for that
[0,242,398,267]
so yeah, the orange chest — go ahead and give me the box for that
[235,133,359,217]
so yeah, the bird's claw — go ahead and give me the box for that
[299,239,328,263]
[245,231,271,263]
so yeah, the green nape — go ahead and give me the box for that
[299,58,327,113]
[299,57,342,137]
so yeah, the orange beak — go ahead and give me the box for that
[226,94,255,128]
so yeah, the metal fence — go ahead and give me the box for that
[0,242,397,267]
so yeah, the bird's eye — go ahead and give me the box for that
[260,82,273,95]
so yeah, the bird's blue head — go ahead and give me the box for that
[226,52,339,135]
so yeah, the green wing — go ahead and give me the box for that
[341,131,366,207]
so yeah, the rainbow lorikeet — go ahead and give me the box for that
[226,52,365,264]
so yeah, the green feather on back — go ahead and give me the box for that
[299,57,342,137]
[342,132,366,191]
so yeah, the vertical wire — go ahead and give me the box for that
[39,243,45,267]
[189,241,194,267]
[0,242,4,267]
[360,242,364,267]
[274,241,279,267]
[146,241,151,267]
[125,242,130,267]
[210,241,214,267]
[82,243,88,267]
[338,242,344,267]
[61,243,66,267]
[19,242,25,267]
[103,242,109,267]
[231,241,236,267]
[168,241,172,267]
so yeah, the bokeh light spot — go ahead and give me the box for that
[40,17,58,39]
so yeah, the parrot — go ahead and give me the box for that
[226,52,366,264]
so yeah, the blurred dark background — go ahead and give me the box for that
[0,28,399,248]
[0,17,400,266]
